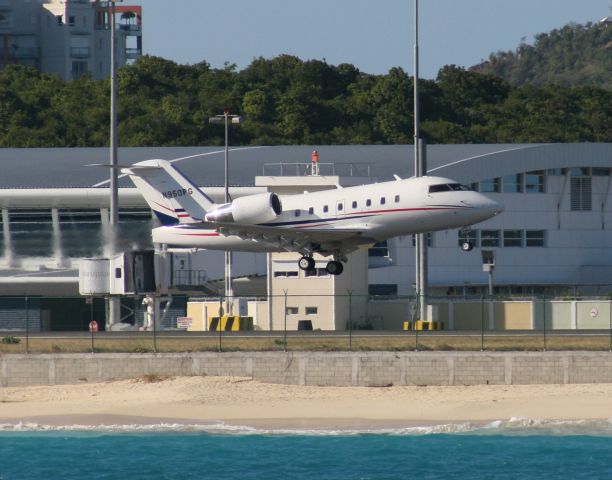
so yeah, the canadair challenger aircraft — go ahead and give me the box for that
[122,160,503,275]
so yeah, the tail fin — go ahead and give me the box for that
[122,159,216,224]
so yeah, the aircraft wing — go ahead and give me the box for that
[210,221,376,253]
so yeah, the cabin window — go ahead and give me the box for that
[380,197,386,205]
[308,207,314,214]
[337,203,343,211]
[323,205,329,213]
[395,195,400,203]
[294,210,300,217]
[352,201,357,208]
[366,199,371,207]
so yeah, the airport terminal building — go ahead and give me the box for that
[0,143,609,330]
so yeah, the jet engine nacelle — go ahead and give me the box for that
[205,192,282,224]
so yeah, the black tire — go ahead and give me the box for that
[461,241,473,252]
[298,256,315,270]
[326,261,344,275]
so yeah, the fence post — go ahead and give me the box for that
[283,290,288,352]
[543,295,547,352]
[480,294,484,352]
[25,296,29,355]
[90,297,95,354]
[348,290,353,352]
[609,299,611,353]
[218,296,223,353]
[414,293,419,352]
[152,297,157,354]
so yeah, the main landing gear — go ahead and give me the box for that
[297,256,344,276]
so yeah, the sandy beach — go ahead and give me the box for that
[1,376,611,429]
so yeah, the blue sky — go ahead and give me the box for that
[137,0,611,78]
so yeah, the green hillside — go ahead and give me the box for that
[471,21,612,90]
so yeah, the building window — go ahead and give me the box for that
[502,174,523,193]
[71,61,88,80]
[305,307,318,315]
[117,208,154,250]
[60,209,102,258]
[56,15,63,26]
[480,178,500,193]
[68,16,75,26]
[525,230,545,247]
[368,284,398,296]
[305,268,329,278]
[286,307,298,315]
[503,230,523,247]
[570,177,592,211]
[458,230,479,248]
[274,271,298,278]
[411,233,433,247]
[395,195,400,203]
[525,170,545,193]
[10,209,53,257]
[368,240,389,257]
[481,230,500,247]
[352,201,357,209]
[592,168,610,177]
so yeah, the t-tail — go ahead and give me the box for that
[121,159,216,225]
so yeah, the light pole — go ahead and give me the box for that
[108,0,121,329]
[209,110,242,316]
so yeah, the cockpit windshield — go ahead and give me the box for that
[428,183,471,193]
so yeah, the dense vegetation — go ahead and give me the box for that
[0,25,611,148]
[471,22,612,90]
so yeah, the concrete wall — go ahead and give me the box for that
[4,352,612,387]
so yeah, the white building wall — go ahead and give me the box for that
[370,168,612,294]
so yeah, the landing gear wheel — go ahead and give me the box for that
[325,260,344,276]
[298,256,315,271]
[461,241,474,252]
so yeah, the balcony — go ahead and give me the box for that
[70,47,90,58]
[119,23,141,33]
[125,47,141,59]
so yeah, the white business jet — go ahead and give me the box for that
[121,160,503,275]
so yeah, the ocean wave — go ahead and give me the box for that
[1,418,612,436]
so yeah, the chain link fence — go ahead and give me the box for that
[0,292,610,353]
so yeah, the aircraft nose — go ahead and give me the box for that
[482,197,504,216]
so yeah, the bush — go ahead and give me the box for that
[1,336,21,344]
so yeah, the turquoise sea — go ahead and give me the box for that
[1,420,612,479]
